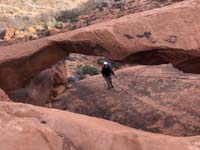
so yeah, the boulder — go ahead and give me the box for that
[9,60,68,106]
[0,37,69,91]
[47,26,60,35]
[52,64,200,136]
[0,0,200,91]
[14,30,26,39]
[27,26,36,34]
[2,27,15,41]
[15,30,38,40]
[0,101,199,150]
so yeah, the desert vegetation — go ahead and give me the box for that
[0,0,200,149]
[0,0,89,17]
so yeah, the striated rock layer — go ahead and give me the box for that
[0,101,200,150]
[0,0,200,91]
[52,64,200,136]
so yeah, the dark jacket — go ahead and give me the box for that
[101,65,115,77]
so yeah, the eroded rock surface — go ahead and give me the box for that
[51,0,200,74]
[0,0,200,92]
[0,101,199,150]
[0,38,69,91]
[9,60,68,106]
[52,64,200,136]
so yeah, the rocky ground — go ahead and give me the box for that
[0,0,199,93]
[0,100,200,150]
[0,0,200,149]
[51,64,200,137]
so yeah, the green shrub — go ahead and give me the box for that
[67,76,79,83]
[82,65,100,76]
[76,65,85,80]
[98,2,109,11]
[75,65,100,80]
[55,10,79,22]
[97,57,109,65]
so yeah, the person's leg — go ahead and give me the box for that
[109,76,113,88]
[105,77,111,88]
[108,76,114,88]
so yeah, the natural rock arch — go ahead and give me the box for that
[0,0,200,91]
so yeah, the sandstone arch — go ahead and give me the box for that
[0,0,200,91]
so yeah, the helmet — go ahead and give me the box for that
[103,61,108,65]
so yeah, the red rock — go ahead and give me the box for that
[2,27,15,41]
[14,30,26,39]
[76,21,87,28]
[47,26,60,35]
[0,38,69,91]
[0,101,199,150]
[51,85,66,98]
[9,60,67,106]
[27,26,36,34]
[51,60,68,86]
[52,64,200,136]
[51,0,200,74]
[0,89,11,102]
[0,0,200,92]
[78,15,89,20]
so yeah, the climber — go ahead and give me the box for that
[101,61,115,89]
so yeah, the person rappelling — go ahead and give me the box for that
[101,62,116,89]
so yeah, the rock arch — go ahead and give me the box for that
[0,0,200,91]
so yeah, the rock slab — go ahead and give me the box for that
[0,101,199,150]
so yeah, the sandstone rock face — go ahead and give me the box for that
[0,38,69,91]
[0,101,199,150]
[52,64,200,136]
[0,0,200,91]
[0,89,11,102]
[52,0,200,74]
[9,60,68,106]
[0,102,63,150]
